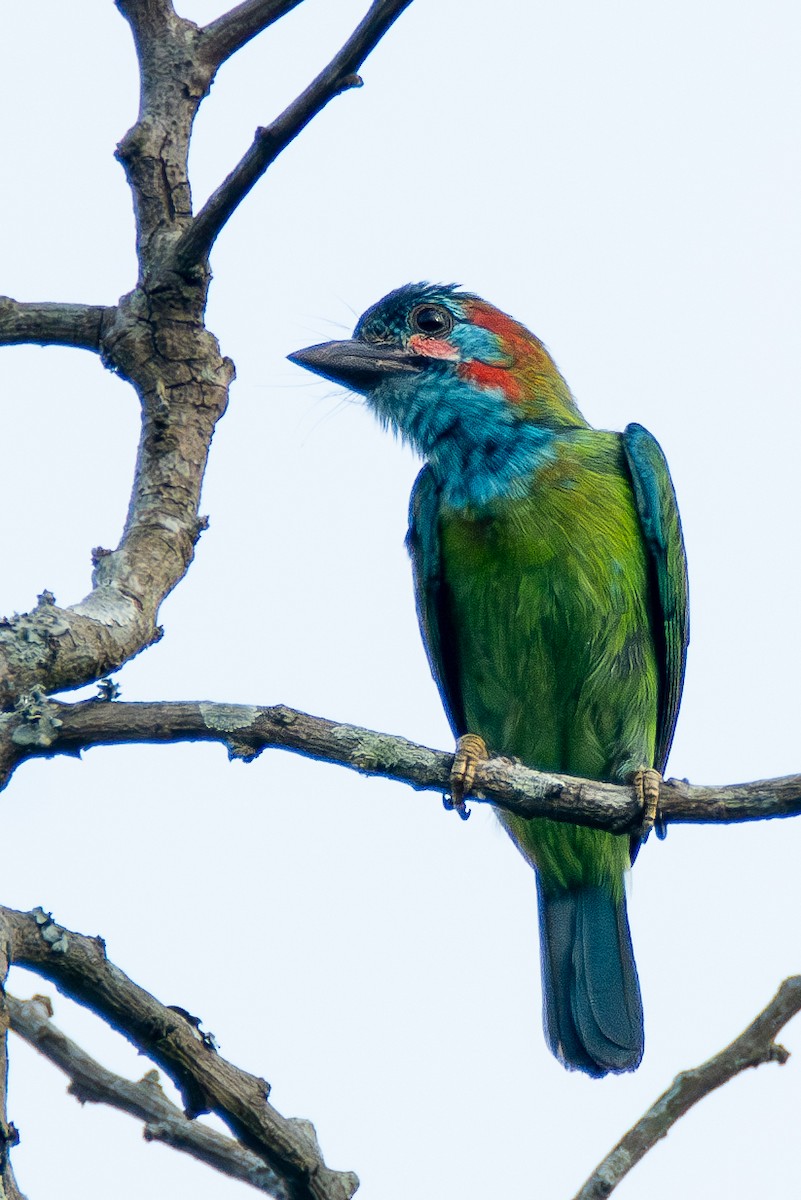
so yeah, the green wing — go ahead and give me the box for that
[409,432,689,775]
[622,423,690,773]
[406,466,467,736]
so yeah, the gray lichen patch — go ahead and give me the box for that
[11,691,63,748]
[199,703,258,732]
[331,726,385,773]
[31,906,69,954]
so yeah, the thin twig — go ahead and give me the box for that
[2,907,358,1200]
[8,994,288,1196]
[2,697,801,831]
[200,0,305,69]
[0,298,111,352]
[573,976,801,1200]
[174,0,414,272]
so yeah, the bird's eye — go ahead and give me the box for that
[410,304,454,337]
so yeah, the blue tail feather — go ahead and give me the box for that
[537,881,643,1077]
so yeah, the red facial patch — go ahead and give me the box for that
[408,332,459,359]
[459,299,543,403]
[457,360,524,402]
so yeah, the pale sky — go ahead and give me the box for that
[2,2,801,1198]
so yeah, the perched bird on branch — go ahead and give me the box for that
[290,284,688,1077]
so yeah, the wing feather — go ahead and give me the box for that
[405,466,466,736]
[622,423,690,773]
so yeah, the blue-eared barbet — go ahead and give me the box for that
[289,284,689,1076]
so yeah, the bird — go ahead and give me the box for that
[289,284,689,1077]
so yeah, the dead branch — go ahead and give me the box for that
[573,976,801,1200]
[0,0,412,713]
[1,697,800,832]
[1,907,357,1200]
[0,299,111,351]
[8,994,287,1195]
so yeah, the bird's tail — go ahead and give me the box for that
[537,880,644,1077]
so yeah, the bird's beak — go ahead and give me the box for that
[288,339,423,393]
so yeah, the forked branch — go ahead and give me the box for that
[1,906,357,1200]
[8,994,286,1195]
[0,1,415,715]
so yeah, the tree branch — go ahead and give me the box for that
[0,9,228,712]
[0,345,225,707]
[2,697,801,831]
[8,994,288,1196]
[3,907,357,1200]
[200,1,305,70]
[0,297,111,352]
[573,977,801,1200]
[0,923,25,1200]
[0,2,414,712]
[114,0,177,41]
[0,1,415,713]
[174,0,414,272]
[113,2,208,261]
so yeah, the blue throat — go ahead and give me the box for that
[367,367,555,510]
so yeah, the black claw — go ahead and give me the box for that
[655,814,668,840]
[443,794,471,820]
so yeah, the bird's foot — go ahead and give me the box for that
[445,733,487,820]
[633,767,662,839]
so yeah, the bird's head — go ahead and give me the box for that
[289,284,585,464]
